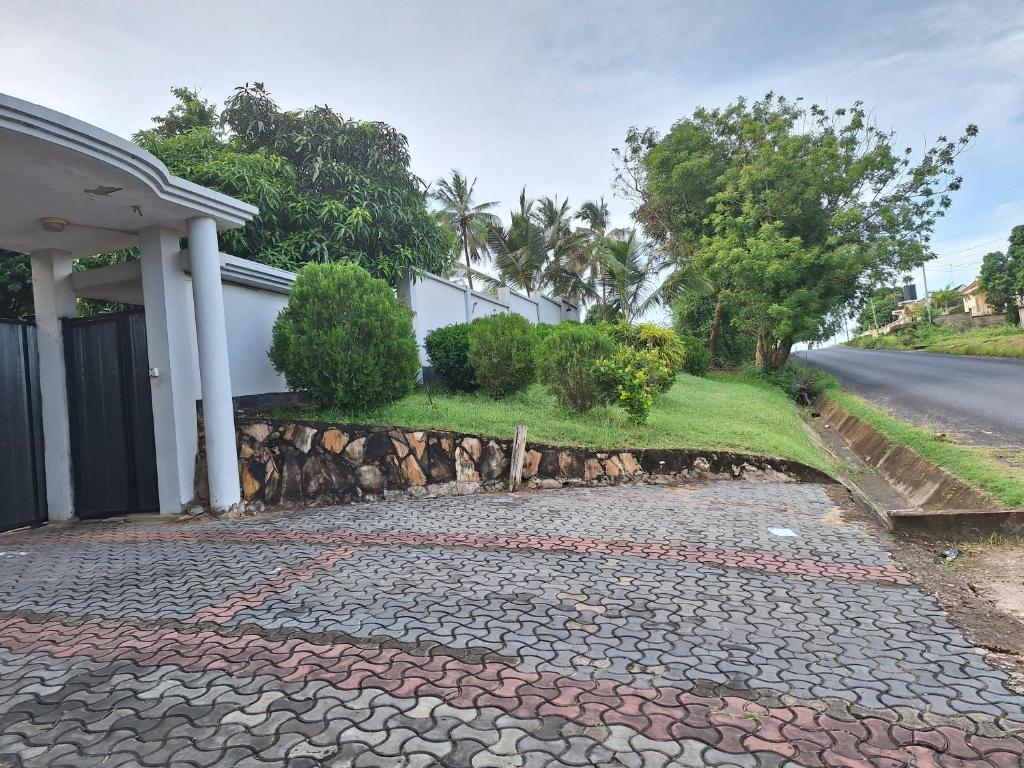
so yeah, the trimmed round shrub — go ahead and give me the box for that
[468,313,536,398]
[537,324,616,412]
[680,334,711,376]
[269,261,419,410]
[424,322,477,392]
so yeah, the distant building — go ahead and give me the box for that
[960,279,996,318]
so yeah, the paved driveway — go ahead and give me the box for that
[797,346,1024,446]
[0,484,1021,767]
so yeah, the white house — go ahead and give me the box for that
[0,93,583,528]
[0,92,279,519]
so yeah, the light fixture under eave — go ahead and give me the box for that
[39,217,68,232]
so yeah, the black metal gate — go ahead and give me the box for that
[0,321,47,531]
[63,310,159,519]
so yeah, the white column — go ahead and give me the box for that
[140,226,198,514]
[30,249,76,521]
[187,216,239,511]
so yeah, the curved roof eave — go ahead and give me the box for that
[0,92,259,230]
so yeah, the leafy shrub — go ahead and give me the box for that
[468,313,537,398]
[532,323,561,345]
[269,262,419,410]
[537,325,616,412]
[603,322,684,391]
[744,362,837,405]
[424,322,478,392]
[679,335,711,376]
[594,347,669,423]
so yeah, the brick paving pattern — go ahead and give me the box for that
[0,483,1021,766]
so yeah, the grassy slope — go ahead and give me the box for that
[850,324,1024,358]
[826,388,1024,507]
[300,373,829,471]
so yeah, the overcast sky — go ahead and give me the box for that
[4,0,1024,308]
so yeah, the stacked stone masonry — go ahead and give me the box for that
[226,418,833,508]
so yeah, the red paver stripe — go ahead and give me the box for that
[0,615,1014,768]
[184,546,355,624]
[21,528,909,585]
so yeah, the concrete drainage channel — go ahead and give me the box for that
[805,394,1024,537]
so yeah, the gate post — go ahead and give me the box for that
[187,216,241,512]
[29,249,76,521]
[140,226,198,514]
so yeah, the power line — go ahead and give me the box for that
[938,202,1024,238]
[930,235,1008,258]
[942,179,1024,220]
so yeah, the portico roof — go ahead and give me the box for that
[0,92,258,257]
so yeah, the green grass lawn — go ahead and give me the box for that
[850,322,1024,358]
[825,389,1024,507]
[293,373,830,471]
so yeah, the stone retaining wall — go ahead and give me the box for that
[211,418,833,509]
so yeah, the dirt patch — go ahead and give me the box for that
[956,539,1024,624]
[825,484,1024,693]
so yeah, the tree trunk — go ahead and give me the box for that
[754,333,793,371]
[463,237,474,291]
[708,299,723,360]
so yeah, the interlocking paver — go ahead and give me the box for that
[0,482,1021,766]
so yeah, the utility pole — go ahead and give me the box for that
[921,263,932,323]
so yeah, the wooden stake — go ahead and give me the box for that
[508,424,528,491]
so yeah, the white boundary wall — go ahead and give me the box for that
[397,270,580,365]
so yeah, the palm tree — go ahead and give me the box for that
[486,189,550,294]
[431,170,498,290]
[599,229,668,323]
[571,197,611,305]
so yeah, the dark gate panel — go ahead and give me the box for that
[0,321,47,531]
[64,311,159,519]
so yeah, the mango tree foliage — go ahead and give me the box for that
[0,251,33,319]
[636,94,976,369]
[135,85,454,283]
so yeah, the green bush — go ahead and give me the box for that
[603,322,682,392]
[594,346,669,423]
[468,313,537,398]
[537,324,616,412]
[532,322,561,345]
[269,262,419,410]
[424,322,478,392]
[679,335,711,376]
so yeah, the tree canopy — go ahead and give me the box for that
[979,224,1024,323]
[629,93,976,368]
[135,85,455,283]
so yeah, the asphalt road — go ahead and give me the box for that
[796,346,1024,446]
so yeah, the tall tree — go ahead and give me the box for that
[0,251,33,320]
[135,84,455,283]
[486,190,551,294]
[134,86,218,140]
[431,171,498,290]
[617,125,730,356]
[599,229,666,324]
[570,198,612,305]
[979,240,1022,324]
[632,94,976,369]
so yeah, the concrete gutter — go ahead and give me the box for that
[810,394,1024,537]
